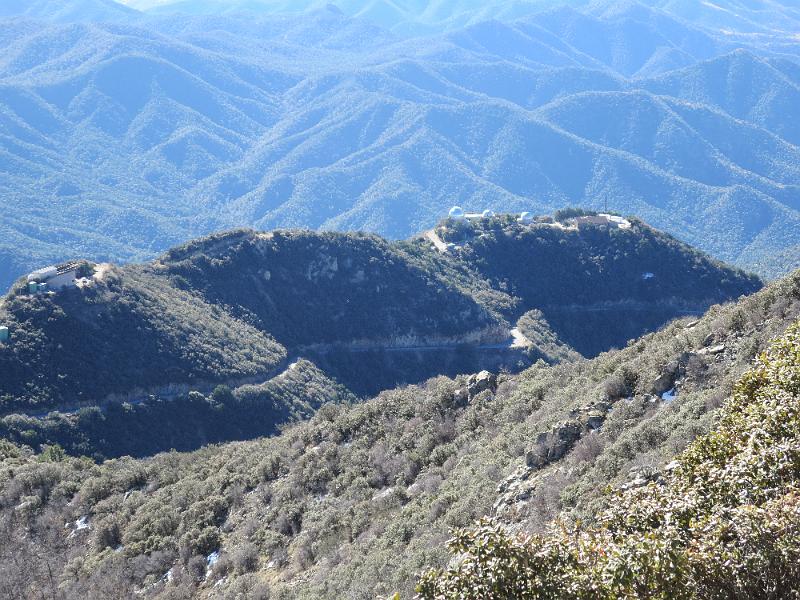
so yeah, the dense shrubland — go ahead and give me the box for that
[1,221,756,418]
[436,216,761,354]
[0,270,796,599]
[0,266,285,413]
[441,215,760,306]
[0,360,352,460]
[418,317,800,598]
[158,229,503,347]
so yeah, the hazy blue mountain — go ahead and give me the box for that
[2,0,800,291]
[640,0,800,36]
[0,0,140,21]
[125,0,573,34]
[121,0,800,39]
[644,50,800,145]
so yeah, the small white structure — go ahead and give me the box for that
[518,212,534,224]
[642,272,656,280]
[602,214,632,229]
[575,214,632,230]
[481,209,496,218]
[448,206,466,220]
[27,266,57,283]
[27,262,81,292]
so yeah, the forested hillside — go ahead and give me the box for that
[155,229,502,348]
[0,218,758,420]
[0,360,354,461]
[437,214,760,354]
[0,263,795,599]
[3,0,800,289]
[420,302,800,598]
[0,264,286,414]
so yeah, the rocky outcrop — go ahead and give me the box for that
[453,370,498,405]
[468,371,497,397]
[525,421,584,469]
[697,344,726,356]
[526,399,618,469]
[616,466,664,492]
[492,400,618,515]
[652,359,682,395]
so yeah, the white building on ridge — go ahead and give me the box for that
[27,262,82,292]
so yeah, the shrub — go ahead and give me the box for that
[417,320,800,599]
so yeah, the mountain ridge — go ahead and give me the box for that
[0,215,760,419]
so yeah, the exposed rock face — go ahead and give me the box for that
[526,421,584,469]
[494,398,619,514]
[697,344,726,356]
[616,466,664,492]
[526,398,619,470]
[467,371,497,397]
[652,361,680,395]
[453,370,498,406]
[584,411,606,430]
[453,387,469,406]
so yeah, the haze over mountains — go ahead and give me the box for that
[120,0,800,37]
[2,0,800,290]
[4,3,800,597]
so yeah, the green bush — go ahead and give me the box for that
[417,320,800,598]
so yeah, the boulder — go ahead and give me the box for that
[697,344,725,356]
[618,466,664,491]
[582,411,606,430]
[526,420,583,469]
[466,370,497,398]
[452,387,469,406]
[591,401,612,413]
[652,360,680,395]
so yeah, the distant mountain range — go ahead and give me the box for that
[2,0,800,290]
[118,0,800,38]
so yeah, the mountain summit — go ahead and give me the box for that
[0,214,759,421]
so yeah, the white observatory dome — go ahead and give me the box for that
[518,212,533,223]
[449,206,465,219]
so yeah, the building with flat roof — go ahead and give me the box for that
[27,261,82,291]
[575,214,632,230]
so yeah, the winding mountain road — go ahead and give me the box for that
[15,329,533,420]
